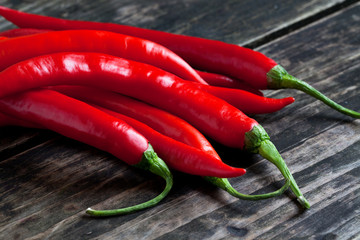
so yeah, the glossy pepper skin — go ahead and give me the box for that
[0,7,268,87]
[0,28,262,94]
[97,106,290,200]
[52,86,221,160]
[0,28,261,96]
[50,86,289,200]
[0,29,294,115]
[185,82,295,115]
[0,89,173,217]
[0,52,256,149]
[0,88,245,178]
[50,86,291,199]
[0,29,207,85]
[1,89,148,164]
[0,52,308,208]
[0,89,288,201]
[1,6,357,118]
[96,106,246,178]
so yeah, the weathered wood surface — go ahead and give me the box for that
[0,0,359,239]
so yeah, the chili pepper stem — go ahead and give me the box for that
[86,144,173,217]
[203,176,290,200]
[258,140,309,208]
[267,65,360,118]
[245,125,310,208]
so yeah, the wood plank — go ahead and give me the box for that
[0,0,355,45]
[0,0,359,239]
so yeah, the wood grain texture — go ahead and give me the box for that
[0,0,354,45]
[0,0,359,239]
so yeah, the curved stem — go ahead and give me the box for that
[258,140,310,208]
[86,144,173,217]
[267,65,360,118]
[203,176,290,200]
[245,125,310,208]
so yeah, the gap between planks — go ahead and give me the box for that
[244,0,360,49]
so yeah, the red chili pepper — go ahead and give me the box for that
[0,32,294,115]
[0,89,252,215]
[0,28,263,98]
[185,82,295,115]
[96,105,290,200]
[0,31,294,114]
[49,85,291,196]
[0,28,294,115]
[0,88,246,178]
[0,87,288,204]
[196,70,264,96]
[0,52,309,208]
[1,6,356,118]
[0,27,266,97]
[51,86,291,197]
[0,88,173,216]
[51,85,221,159]
[0,29,207,85]
[0,39,293,115]
[0,52,256,148]
[0,27,264,96]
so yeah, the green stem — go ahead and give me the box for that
[267,65,360,118]
[203,176,290,200]
[86,144,173,217]
[245,125,310,208]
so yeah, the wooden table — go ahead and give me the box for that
[0,1,359,239]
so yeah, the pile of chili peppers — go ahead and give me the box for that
[0,6,358,217]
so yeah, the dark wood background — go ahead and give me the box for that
[0,0,359,239]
